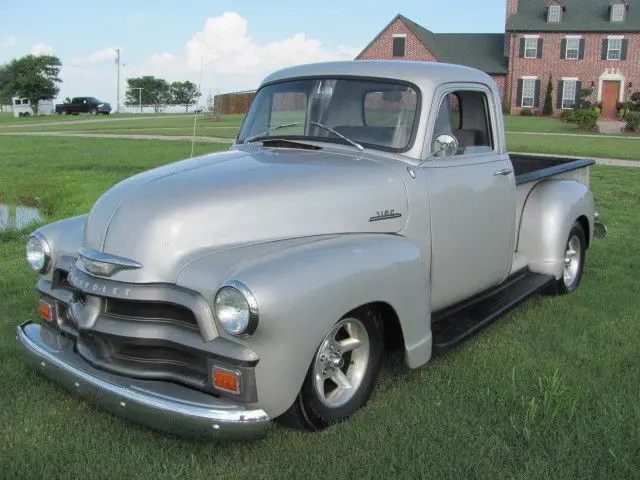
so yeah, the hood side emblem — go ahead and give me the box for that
[78,247,142,277]
[369,209,402,222]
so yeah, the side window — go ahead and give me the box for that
[431,90,494,156]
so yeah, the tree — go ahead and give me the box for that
[543,75,554,116]
[0,54,62,115]
[170,81,200,111]
[125,76,170,113]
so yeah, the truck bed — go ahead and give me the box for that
[510,154,595,185]
[511,154,595,263]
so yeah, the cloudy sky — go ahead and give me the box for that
[0,0,505,106]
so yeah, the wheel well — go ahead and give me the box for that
[576,215,590,249]
[347,301,405,356]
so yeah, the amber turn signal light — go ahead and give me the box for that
[212,368,240,394]
[38,301,52,322]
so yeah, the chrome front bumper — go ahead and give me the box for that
[17,321,270,440]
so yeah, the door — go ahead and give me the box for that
[423,88,516,311]
[601,81,620,120]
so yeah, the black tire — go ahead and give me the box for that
[60,110,67,116]
[550,221,586,295]
[277,306,384,430]
[90,108,98,115]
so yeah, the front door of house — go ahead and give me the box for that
[602,81,621,119]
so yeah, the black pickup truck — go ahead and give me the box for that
[55,97,111,115]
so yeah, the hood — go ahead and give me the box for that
[82,146,408,282]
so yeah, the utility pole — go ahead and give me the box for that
[115,48,121,113]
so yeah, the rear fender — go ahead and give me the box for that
[518,180,594,279]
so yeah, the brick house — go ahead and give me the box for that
[357,0,640,118]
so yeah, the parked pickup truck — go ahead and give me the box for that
[55,97,111,115]
[18,61,606,440]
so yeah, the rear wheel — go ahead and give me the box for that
[60,110,68,116]
[552,221,586,294]
[278,307,383,430]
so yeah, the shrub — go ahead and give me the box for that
[564,109,578,122]
[630,91,640,111]
[625,111,640,131]
[543,76,554,116]
[520,108,534,116]
[573,108,599,131]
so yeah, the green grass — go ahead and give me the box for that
[504,116,583,134]
[0,113,245,138]
[507,132,640,160]
[0,136,638,478]
[0,111,184,124]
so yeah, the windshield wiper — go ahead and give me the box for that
[243,122,302,143]
[311,121,364,152]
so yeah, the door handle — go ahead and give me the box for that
[493,168,513,176]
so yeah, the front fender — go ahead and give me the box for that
[178,234,431,418]
[518,180,594,279]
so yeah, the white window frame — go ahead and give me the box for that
[561,78,578,110]
[565,36,580,59]
[548,5,562,22]
[611,4,625,22]
[607,36,623,60]
[524,36,539,58]
[521,77,537,108]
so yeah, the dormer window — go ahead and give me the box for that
[611,3,626,22]
[548,5,562,22]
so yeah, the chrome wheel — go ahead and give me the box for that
[563,235,581,288]
[313,317,370,408]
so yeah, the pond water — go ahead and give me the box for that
[0,205,44,231]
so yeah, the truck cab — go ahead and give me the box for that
[17,61,604,440]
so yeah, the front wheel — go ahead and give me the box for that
[90,108,98,115]
[278,307,383,430]
[551,221,586,295]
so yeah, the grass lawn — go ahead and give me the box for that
[1,137,639,479]
[507,132,640,161]
[504,116,584,134]
[0,113,244,138]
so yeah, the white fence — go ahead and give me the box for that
[119,104,206,114]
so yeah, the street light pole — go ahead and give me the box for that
[115,48,121,113]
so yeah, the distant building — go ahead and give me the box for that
[358,0,640,118]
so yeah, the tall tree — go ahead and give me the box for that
[125,76,170,112]
[543,75,554,116]
[0,54,62,115]
[170,81,200,111]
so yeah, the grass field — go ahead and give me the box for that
[0,136,638,479]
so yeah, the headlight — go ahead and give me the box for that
[26,232,51,273]
[98,103,104,107]
[214,281,258,336]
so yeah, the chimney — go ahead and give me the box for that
[506,0,519,19]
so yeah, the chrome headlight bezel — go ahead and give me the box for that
[26,231,51,273]
[213,280,259,336]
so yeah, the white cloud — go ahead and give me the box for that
[54,13,359,106]
[89,46,119,63]
[1,36,18,49]
[181,12,358,91]
[31,42,54,55]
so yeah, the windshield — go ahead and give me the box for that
[237,78,419,151]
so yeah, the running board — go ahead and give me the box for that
[431,270,554,351]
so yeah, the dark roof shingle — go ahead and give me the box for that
[507,0,640,32]
[397,15,508,74]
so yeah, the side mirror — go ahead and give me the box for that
[432,134,459,158]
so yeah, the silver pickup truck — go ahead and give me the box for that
[17,61,605,440]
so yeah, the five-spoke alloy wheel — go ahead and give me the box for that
[278,307,383,430]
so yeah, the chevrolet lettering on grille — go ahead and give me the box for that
[68,269,132,298]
